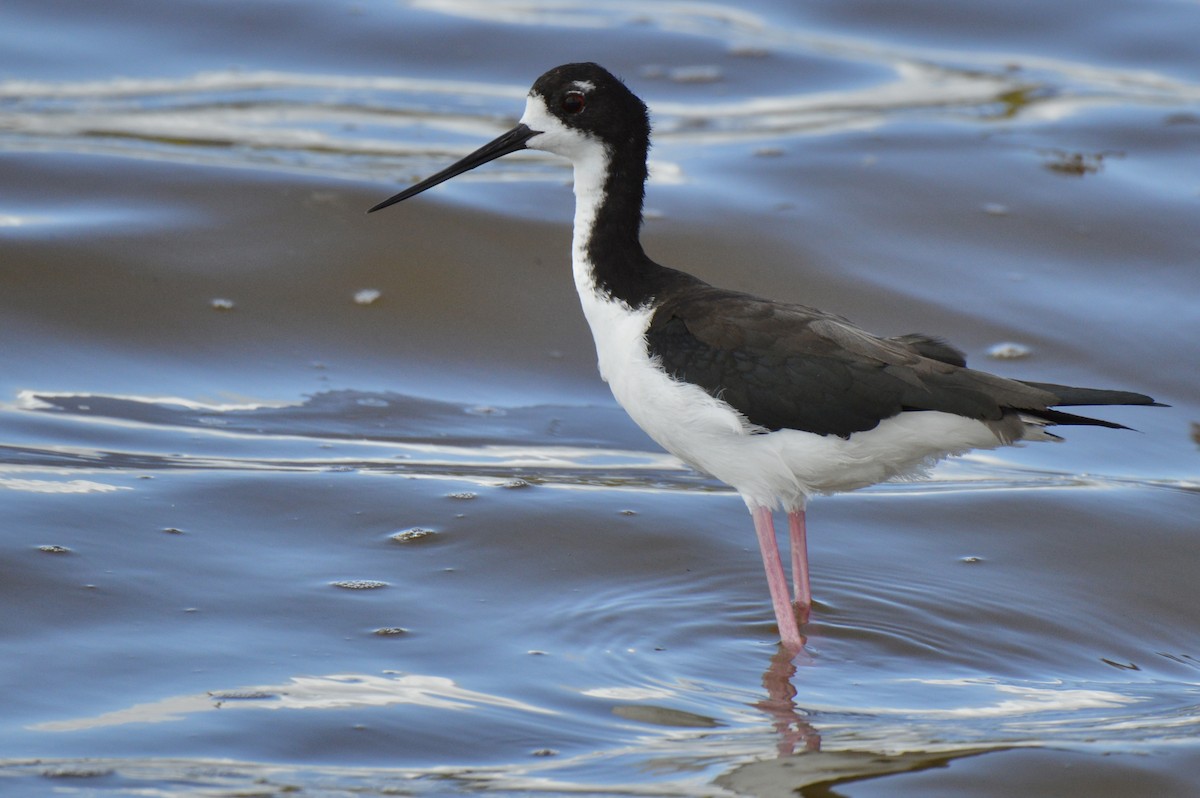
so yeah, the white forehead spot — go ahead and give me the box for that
[517,93,604,161]
[570,80,595,91]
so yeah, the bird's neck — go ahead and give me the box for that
[570,142,659,309]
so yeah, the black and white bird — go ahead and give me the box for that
[370,63,1161,652]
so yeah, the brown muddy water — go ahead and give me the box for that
[1,1,1199,795]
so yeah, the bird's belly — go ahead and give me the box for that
[624,392,1002,509]
[622,382,1005,509]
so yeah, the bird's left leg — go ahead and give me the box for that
[751,506,805,652]
[787,508,811,623]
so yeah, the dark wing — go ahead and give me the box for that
[887,333,967,367]
[644,285,1148,438]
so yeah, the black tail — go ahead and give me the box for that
[1017,380,1167,430]
[1020,381,1165,408]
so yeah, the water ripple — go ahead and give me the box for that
[3,3,1197,180]
[1,389,1188,496]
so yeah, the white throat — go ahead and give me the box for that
[517,93,612,300]
[567,146,611,298]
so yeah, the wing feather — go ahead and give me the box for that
[645,286,1059,437]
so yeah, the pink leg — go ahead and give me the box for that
[787,509,812,623]
[751,506,804,652]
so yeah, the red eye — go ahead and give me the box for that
[562,90,586,114]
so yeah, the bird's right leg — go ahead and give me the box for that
[787,508,812,624]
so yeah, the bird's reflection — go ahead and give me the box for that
[756,641,821,756]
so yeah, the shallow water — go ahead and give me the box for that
[2,0,1199,795]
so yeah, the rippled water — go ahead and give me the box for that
[2,0,1199,795]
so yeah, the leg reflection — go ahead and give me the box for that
[756,645,821,756]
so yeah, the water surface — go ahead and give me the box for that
[2,0,1198,795]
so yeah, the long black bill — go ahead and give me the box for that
[368,123,538,214]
